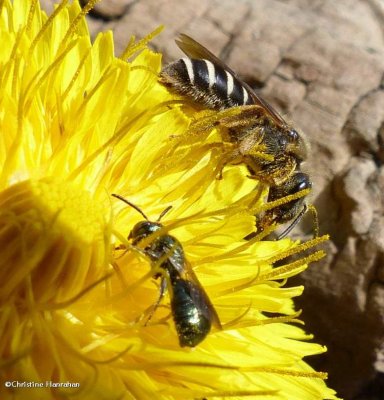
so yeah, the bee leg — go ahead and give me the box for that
[144,276,167,326]
[244,230,256,240]
[249,156,297,187]
[219,105,266,130]
[215,155,230,180]
[189,106,264,138]
[277,204,308,239]
[187,110,223,136]
[256,172,312,240]
[215,164,225,180]
[256,212,275,234]
[244,213,275,241]
[114,241,148,260]
[214,147,243,179]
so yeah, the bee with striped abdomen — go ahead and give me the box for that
[160,34,312,238]
[112,194,221,347]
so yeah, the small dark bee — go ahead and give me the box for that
[112,193,221,347]
[160,34,312,237]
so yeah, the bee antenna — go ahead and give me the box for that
[157,205,173,222]
[277,204,308,240]
[111,194,149,220]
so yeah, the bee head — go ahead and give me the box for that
[129,221,162,245]
[286,129,308,163]
[269,171,312,200]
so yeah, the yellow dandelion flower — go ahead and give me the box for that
[0,1,339,399]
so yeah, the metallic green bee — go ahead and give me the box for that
[113,194,221,347]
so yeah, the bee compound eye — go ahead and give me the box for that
[288,129,299,142]
[294,172,312,191]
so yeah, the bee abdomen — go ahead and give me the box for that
[171,279,211,347]
[161,58,253,110]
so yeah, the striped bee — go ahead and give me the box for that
[112,194,221,347]
[160,34,312,238]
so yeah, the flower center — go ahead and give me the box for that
[0,179,110,306]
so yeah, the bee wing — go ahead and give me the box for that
[176,33,287,127]
[180,260,222,330]
[240,81,288,127]
[176,33,239,76]
[164,241,221,329]
[166,244,186,275]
